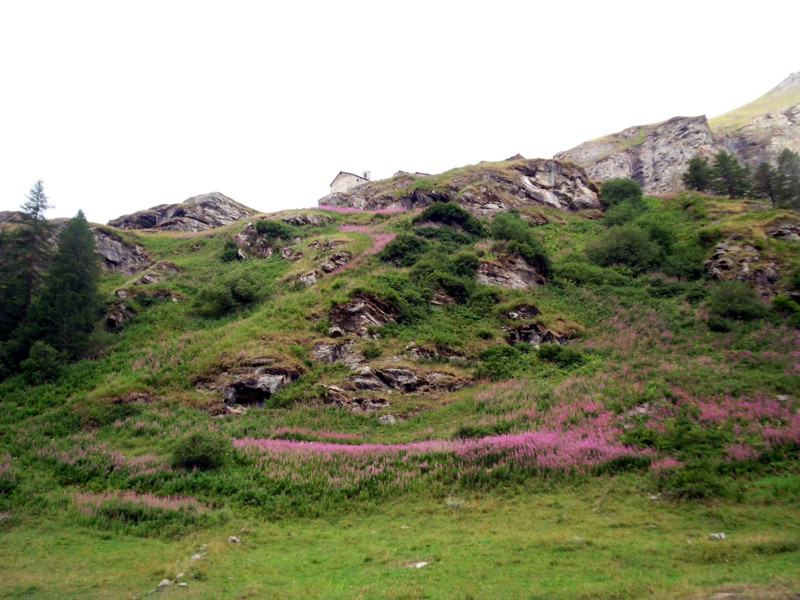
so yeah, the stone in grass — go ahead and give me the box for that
[709,532,727,541]
[407,561,428,569]
[157,579,171,588]
[228,536,242,544]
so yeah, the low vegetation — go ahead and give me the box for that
[0,175,798,597]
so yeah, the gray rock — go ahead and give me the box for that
[378,414,397,425]
[298,271,317,287]
[329,293,398,337]
[157,579,171,588]
[92,228,151,274]
[108,192,257,232]
[228,536,241,543]
[709,533,727,541]
[477,254,546,289]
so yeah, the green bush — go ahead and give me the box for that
[709,281,766,321]
[600,178,642,207]
[413,202,485,237]
[171,430,229,470]
[555,260,632,287]
[414,226,475,247]
[537,343,584,368]
[194,269,266,318]
[602,199,647,226]
[476,344,532,380]
[362,343,382,360]
[378,234,430,267]
[255,220,294,242]
[489,212,550,276]
[773,294,800,315]
[221,241,240,262]
[20,341,63,385]
[586,225,661,275]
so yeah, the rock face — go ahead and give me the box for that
[108,192,257,231]
[328,293,399,337]
[92,228,151,273]
[556,73,800,194]
[476,254,546,289]
[318,158,600,217]
[556,116,717,195]
[705,241,778,296]
[196,359,301,407]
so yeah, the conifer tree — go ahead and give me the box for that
[24,210,100,359]
[775,148,800,208]
[753,162,778,206]
[18,180,53,311]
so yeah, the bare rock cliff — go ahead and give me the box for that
[108,192,257,231]
[555,116,717,195]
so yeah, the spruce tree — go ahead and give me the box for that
[25,210,100,359]
[711,151,750,199]
[18,180,54,311]
[753,162,778,206]
[775,149,800,208]
[0,229,29,341]
[682,156,712,192]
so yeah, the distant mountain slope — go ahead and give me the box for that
[108,192,257,232]
[556,72,800,193]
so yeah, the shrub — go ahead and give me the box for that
[708,281,766,321]
[171,430,229,470]
[20,341,64,385]
[602,199,646,226]
[489,212,550,276]
[773,294,800,315]
[413,202,486,237]
[255,220,294,242]
[600,178,642,207]
[537,343,584,368]
[414,226,475,247]
[586,225,661,275]
[362,343,382,360]
[194,269,266,318]
[555,259,632,287]
[476,344,532,380]
[378,234,429,267]
[221,241,240,262]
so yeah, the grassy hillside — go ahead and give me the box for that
[1,188,799,598]
[710,73,800,133]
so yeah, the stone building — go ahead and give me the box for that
[330,171,371,194]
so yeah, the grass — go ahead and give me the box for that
[1,476,798,599]
[710,76,800,133]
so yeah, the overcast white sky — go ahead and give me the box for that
[1,0,798,224]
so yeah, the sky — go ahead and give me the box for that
[1,0,799,224]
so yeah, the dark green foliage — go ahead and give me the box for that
[775,148,800,208]
[711,151,750,199]
[254,220,295,244]
[554,259,632,287]
[0,229,28,341]
[537,343,584,367]
[414,226,475,247]
[19,341,64,385]
[378,234,430,267]
[601,198,647,226]
[18,180,54,312]
[413,202,485,237]
[361,343,382,360]
[599,178,642,207]
[661,241,706,281]
[709,281,766,321]
[753,161,778,206]
[489,212,550,276]
[476,345,533,380]
[171,430,229,470]
[772,294,800,316]
[451,253,480,278]
[194,268,265,318]
[682,157,713,192]
[22,211,101,359]
[586,225,661,275]
[658,462,733,500]
[221,241,240,262]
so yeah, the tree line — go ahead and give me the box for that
[683,148,800,207]
[0,181,100,381]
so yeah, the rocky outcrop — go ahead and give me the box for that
[318,158,600,217]
[477,254,546,289]
[705,241,778,296]
[556,116,717,195]
[281,213,331,227]
[767,218,800,242]
[505,323,567,347]
[712,72,800,164]
[328,293,398,337]
[196,358,302,407]
[108,192,257,232]
[312,341,364,369]
[556,73,800,194]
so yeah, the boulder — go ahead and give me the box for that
[92,228,151,274]
[312,341,364,369]
[197,361,301,407]
[477,254,546,289]
[281,213,331,227]
[505,323,567,347]
[705,241,779,296]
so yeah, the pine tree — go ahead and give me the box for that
[753,162,778,206]
[18,180,54,311]
[775,148,800,208]
[0,228,29,341]
[25,210,100,359]
[711,151,750,199]
[682,156,712,192]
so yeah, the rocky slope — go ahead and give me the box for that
[318,158,600,216]
[556,72,800,193]
[107,192,257,231]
